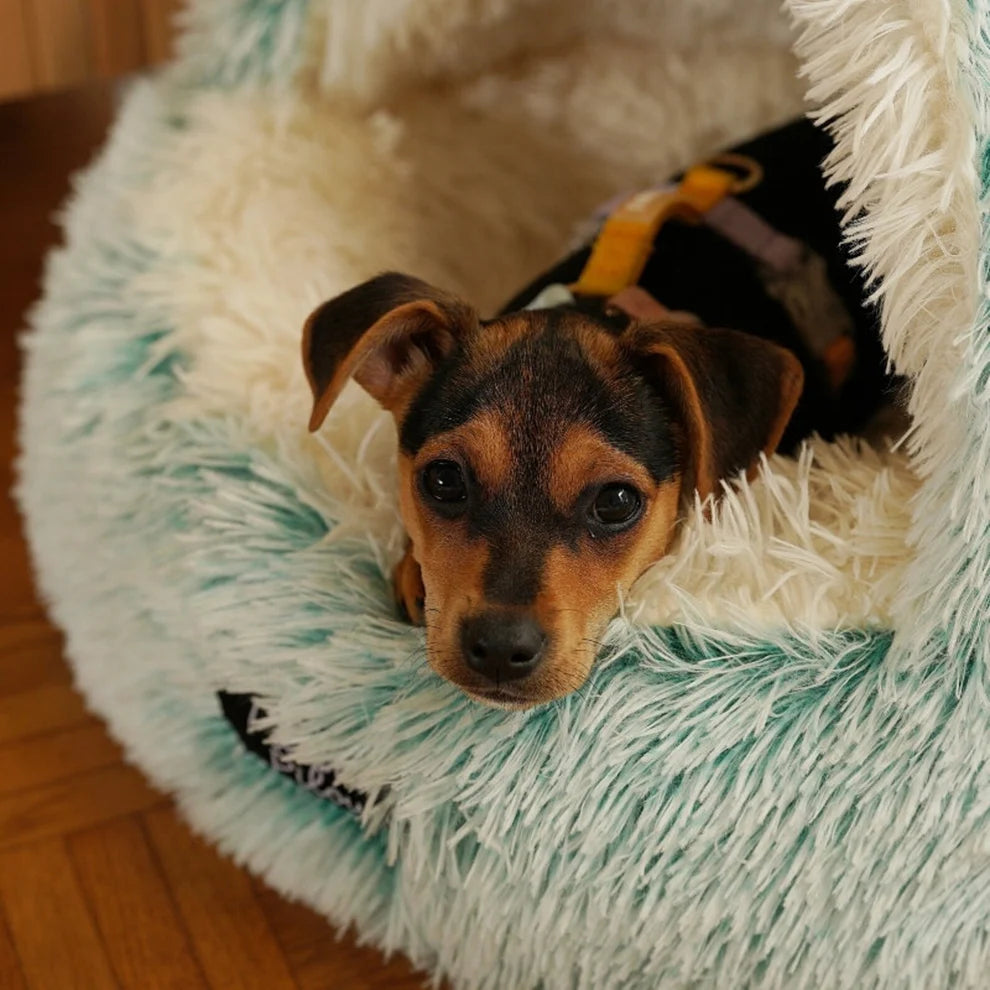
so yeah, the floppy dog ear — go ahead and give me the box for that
[626,322,804,501]
[302,272,478,431]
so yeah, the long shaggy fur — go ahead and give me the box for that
[16,0,990,986]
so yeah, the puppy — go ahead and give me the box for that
[302,119,890,709]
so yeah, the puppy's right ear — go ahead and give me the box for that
[302,272,478,431]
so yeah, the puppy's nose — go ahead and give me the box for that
[461,612,547,683]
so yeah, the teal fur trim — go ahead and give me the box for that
[172,0,311,88]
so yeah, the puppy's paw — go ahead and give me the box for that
[393,546,426,626]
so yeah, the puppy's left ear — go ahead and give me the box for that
[625,322,804,500]
[303,272,478,431]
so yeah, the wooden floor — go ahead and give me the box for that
[0,84,425,989]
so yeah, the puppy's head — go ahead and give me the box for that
[303,273,802,708]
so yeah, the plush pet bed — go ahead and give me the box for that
[17,0,990,986]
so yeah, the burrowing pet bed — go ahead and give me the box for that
[17,0,990,986]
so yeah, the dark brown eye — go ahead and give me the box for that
[589,484,642,530]
[421,460,468,504]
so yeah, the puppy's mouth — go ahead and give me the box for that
[463,685,535,710]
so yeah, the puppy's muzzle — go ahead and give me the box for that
[460,610,547,684]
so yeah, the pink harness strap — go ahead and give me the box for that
[704,197,804,273]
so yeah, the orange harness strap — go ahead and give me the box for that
[570,157,761,299]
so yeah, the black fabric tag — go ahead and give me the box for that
[218,691,367,816]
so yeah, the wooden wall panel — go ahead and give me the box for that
[140,0,181,63]
[27,0,93,91]
[0,0,35,101]
[88,0,146,77]
[0,0,181,102]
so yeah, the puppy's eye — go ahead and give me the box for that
[421,460,468,504]
[589,483,642,530]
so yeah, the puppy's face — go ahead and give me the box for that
[395,313,684,706]
[304,273,802,708]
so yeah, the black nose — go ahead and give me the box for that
[461,612,547,683]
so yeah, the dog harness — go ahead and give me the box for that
[523,146,857,392]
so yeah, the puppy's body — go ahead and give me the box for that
[303,118,893,709]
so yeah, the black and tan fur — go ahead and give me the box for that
[303,272,802,708]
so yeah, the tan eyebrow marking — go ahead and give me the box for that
[415,410,513,494]
[547,423,656,515]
